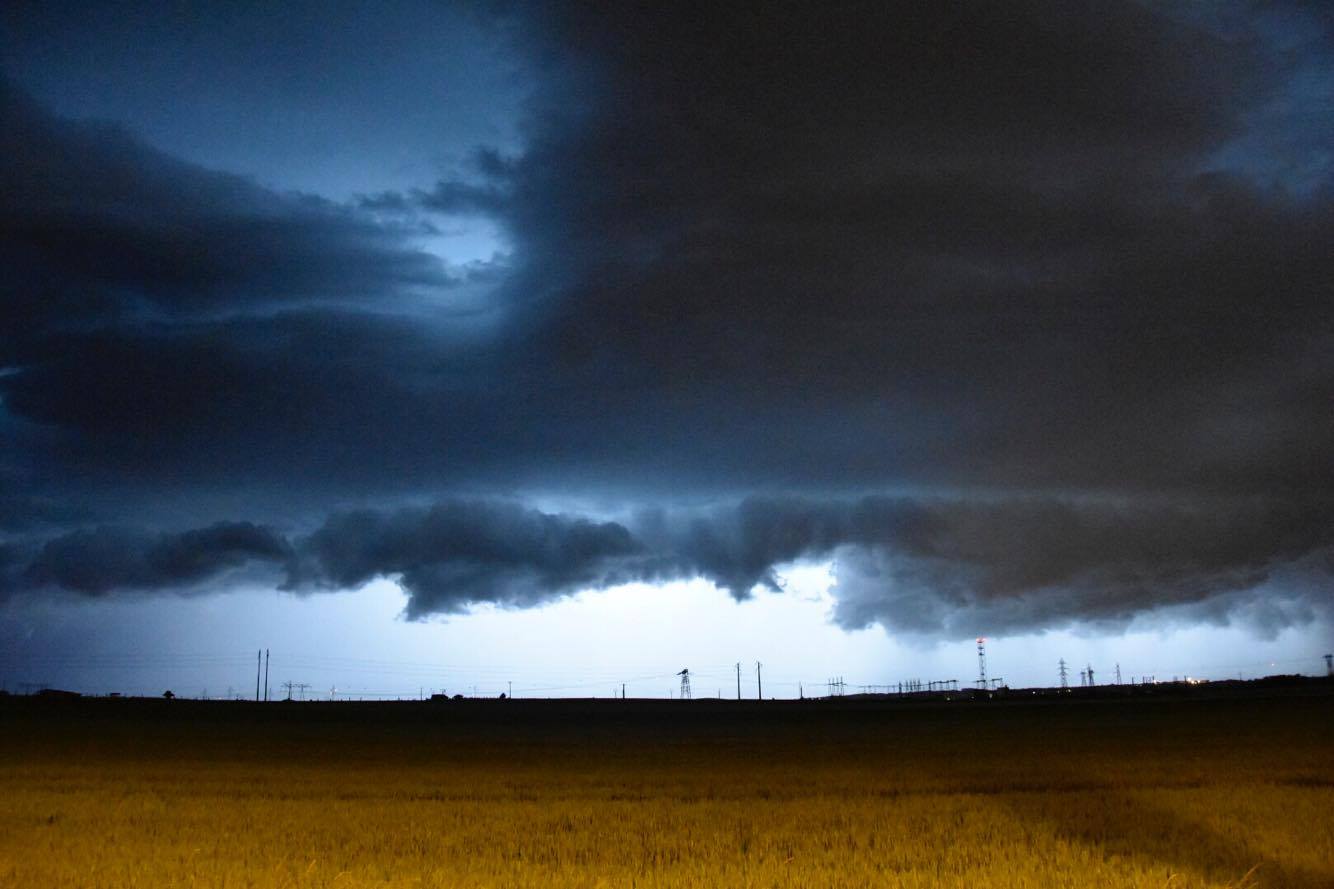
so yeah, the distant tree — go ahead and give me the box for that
[162,690,175,699]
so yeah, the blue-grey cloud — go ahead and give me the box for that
[2,2,1332,638]
[12,522,292,597]
[4,496,1329,638]
[289,501,643,618]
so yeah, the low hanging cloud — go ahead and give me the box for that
[11,522,293,597]
[288,501,643,618]
[5,496,1330,637]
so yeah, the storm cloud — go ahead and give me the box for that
[5,495,1330,638]
[290,501,644,618]
[9,522,292,597]
[2,2,1332,639]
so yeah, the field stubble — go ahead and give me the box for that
[1,689,1331,888]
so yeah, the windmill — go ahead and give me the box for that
[677,668,691,700]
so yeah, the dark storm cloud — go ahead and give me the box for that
[289,501,643,618]
[11,522,291,597]
[2,2,1333,637]
[0,78,451,339]
[821,496,1334,637]
[0,78,504,488]
[487,0,1334,496]
[634,494,1334,636]
[0,496,89,533]
[4,495,1329,638]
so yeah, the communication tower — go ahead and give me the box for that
[976,637,987,689]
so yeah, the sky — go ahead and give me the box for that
[1,1,1331,698]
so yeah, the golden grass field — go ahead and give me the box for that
[1,686,1331,888]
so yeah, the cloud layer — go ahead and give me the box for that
[2,2,1332,638]
[5,496,1330,638]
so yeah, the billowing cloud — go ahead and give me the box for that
[290,501,643,618]
[2,2,1332,640]
[5,496,1329,637]
[0,80,453,339]
[10,522,292,597]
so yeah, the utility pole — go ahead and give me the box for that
[256,650,262,702]
[508,681,512,699]
[735,662,741,700]
[1058,658,1068,688]
[756,661,763,700]
[263,649,270,702]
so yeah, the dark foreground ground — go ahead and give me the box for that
[1,679,1332,888]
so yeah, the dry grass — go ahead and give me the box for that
[1,690,1331,888]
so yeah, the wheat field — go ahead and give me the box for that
[2,688,1331,888]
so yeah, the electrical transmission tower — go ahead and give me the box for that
[1325,654,1332,677]
[1115,663,1122,685]
[976,637,987,689]
[1086,665,1095,687]
[1058,658,1068,688]
[677,668,691,700]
